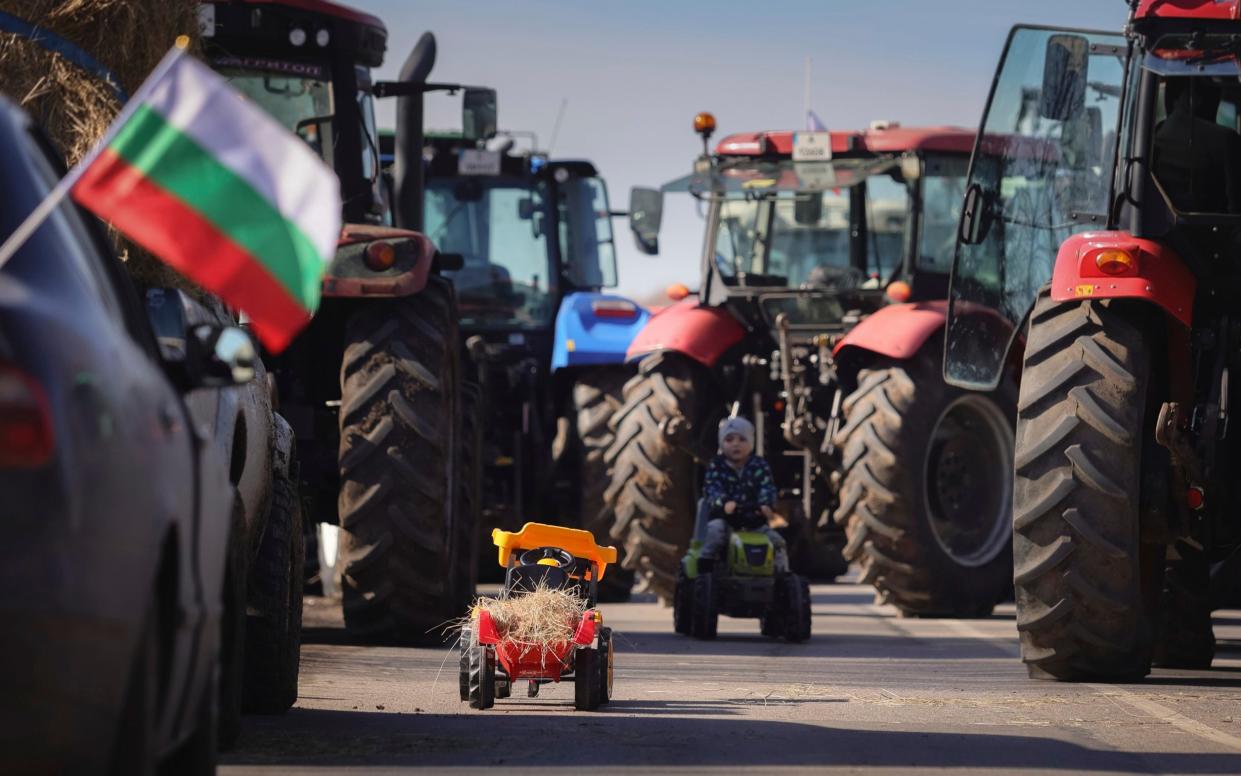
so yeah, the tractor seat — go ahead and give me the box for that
[506,563,571,595]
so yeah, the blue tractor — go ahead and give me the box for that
[420,135,650,599]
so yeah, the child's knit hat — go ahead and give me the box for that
[718,416,756,447]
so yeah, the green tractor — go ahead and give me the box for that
[674,503,811,641]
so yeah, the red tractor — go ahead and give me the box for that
[611,115,1017,614]
[946,0,1241,678]
[201,1,489,640]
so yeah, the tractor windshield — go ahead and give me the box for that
[701,161,909,289]
[427,177,554,328]
[215,61,335,165]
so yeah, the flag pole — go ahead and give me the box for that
[0,37,190,271]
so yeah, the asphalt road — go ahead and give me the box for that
[222,581,1241,774]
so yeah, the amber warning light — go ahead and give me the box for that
[694,112,716,138]
[364,241,397,271]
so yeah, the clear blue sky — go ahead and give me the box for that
[358,0,1123,305]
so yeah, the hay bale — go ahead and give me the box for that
[465,584,589,666]
[0,1,204,293]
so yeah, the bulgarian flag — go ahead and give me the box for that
[69,41,341,352]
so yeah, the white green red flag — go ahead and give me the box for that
[71,45,341,352]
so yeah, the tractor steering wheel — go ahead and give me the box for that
[519,546,575,569]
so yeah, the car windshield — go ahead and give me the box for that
[214,61,334,165]
[709,163,909,288]
[427,177,554,328]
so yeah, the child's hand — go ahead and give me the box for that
[724,501,737,515]
[760,505,774,521]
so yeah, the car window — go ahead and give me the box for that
[23,129,155,345]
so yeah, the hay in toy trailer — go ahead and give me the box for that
[458,523,616,711]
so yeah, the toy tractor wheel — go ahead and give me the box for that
[1012,289,1158,681]
[833,333,1015,617]
[574,647,602,711]
[572,371,635,602]
[337,278,468,642]
[673,570,693,635]
[782,574,812,642]
[597,627,614,704]
[604,353,713,604]
[496,677,512,699]
[690,573,719,640]
[527,681,540,698]
[467,645,495,710]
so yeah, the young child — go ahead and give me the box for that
[699,416,790,574]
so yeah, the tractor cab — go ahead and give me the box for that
[631,114,976,344]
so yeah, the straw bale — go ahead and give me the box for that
[0,1,204,294]
[462,584,589,666]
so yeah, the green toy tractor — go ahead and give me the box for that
[673,502,811,641]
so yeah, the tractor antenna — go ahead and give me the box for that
[547,97,568,155]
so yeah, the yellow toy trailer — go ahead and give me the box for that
[459,523,617,710]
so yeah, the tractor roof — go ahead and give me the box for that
[714,125,975,158]
[219,0,386,33]
[1135,0,1241,20]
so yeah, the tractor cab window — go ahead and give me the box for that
[558,176,618,289]
[214,61,334,166]
[917,155,970,273]
[767,189,854,287]
[864,174,911,282]
[1148,72,1241,216]
[427,177,554,328]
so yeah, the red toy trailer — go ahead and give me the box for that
[460,523,616,710]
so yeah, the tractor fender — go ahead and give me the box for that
[321,224,434,299]
[551,292,651,371]
[832,301,948,361]
[1050,231,1195,328]
[625,298,746,367]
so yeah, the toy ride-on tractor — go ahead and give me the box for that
[674,503,812,641]
[460,523,617,710]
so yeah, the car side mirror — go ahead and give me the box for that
[1041,34,1089,122]
[146,288,257,389]
[629,186,663,255]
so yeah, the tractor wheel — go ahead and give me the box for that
[337,277,463,642]
[690,573,719,640]
[782,574,812,642]
[833,335,1015,617]
[1012,288,1158,681]
[457,628,472,702]
[1154,538,1215,669]
[597,626,614,704]
[574,646,602,710]
[573,370,635,602]
[604,353,708,604]
[673,569,693,635]
[467,645,495,710]
[496,677,512,699]
[455,381,483,609]
[243,446,304,713]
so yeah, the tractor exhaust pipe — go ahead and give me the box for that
[395,32,436,232]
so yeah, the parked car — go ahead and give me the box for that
[0,98,247,773]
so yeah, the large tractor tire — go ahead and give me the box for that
[603,354,706,604]
[572,369,634,601]
[243,448,304,713]
[337,277,464,642]
[455,381,483,607]
[833,335,1015,617]
[1012,289,1157,681]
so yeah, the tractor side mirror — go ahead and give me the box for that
[793,193,823,225]
[958,182,993,245]
[629,186,663,255]
[1041,34,1089,122]
[463,87,498,142]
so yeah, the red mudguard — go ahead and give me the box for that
[625,297,746,367]
[321,224,435,298]
[1049,231,1195,328]
[832,300,948,361]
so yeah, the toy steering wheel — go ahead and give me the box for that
[519,546,575,569]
